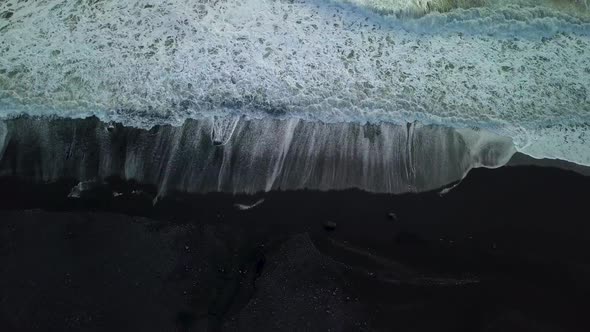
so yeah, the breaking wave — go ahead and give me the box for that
[0,0,589,164]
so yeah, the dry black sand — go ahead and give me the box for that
[0,165,589,331]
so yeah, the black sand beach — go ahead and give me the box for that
[1,164,589,331]
[2,0,590,330]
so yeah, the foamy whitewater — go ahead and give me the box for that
[0,0,589,164]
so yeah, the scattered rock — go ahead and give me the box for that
[323,221,337,231]
[387,212,398,221]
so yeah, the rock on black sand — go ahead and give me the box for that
[323,221,337,231]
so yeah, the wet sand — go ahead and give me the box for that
[0,165,589,331]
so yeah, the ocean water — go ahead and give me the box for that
[0,0,589,165]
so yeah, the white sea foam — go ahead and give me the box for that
[234,198,265,211]
[0,0,589,164]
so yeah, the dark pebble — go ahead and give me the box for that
[323,221,337,231]
[387,212,398,221]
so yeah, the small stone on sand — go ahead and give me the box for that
[323,221,337,231]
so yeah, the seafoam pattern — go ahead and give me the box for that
[344,0,589,17]
[0,0,589,163]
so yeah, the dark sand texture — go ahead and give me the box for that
[0,165,589,331]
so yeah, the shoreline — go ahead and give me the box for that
[508,152,590,176]
[3,116,589,190]
[0,115,516,195]
[1,114,589,331]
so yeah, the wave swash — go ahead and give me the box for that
[0,0,589,165]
